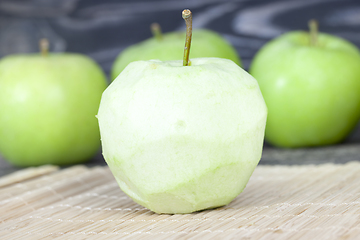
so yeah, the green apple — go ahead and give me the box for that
[250,20,360,148]
[98,9,266,214]
[111,28,241,80]
[0,40,108,166]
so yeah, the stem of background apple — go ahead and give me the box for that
[308,19,318,46]
[182,9,192,66]
[151,23,162,41]
[39,38,49,57]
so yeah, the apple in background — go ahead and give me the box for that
[111,24,241,80]
[250,20,360,148]
[0,39,108,167]
[97,10,267,214]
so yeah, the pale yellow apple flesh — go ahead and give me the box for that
[97,58,267,214]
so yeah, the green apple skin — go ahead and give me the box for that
[250,31,360,148]
[98,58,267,214]
[111,29,241,80]
[0,53,108,166]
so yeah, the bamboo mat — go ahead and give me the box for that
[1,162,360,240]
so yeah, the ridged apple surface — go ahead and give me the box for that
[98,58,267,214]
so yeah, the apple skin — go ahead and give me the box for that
[250,31,360,148]
[0,53,108,166]
[111,29,241,80]
[98,58,267,214]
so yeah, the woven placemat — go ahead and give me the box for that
[0,162,359,239]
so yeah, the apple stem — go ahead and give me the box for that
[308,19,318,46]
[39,38,49,57]
[182,9,192,66]
[151,23,163,41]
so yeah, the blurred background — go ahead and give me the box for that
[1,0,360,174]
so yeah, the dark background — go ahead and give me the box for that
[1,0,360,175]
